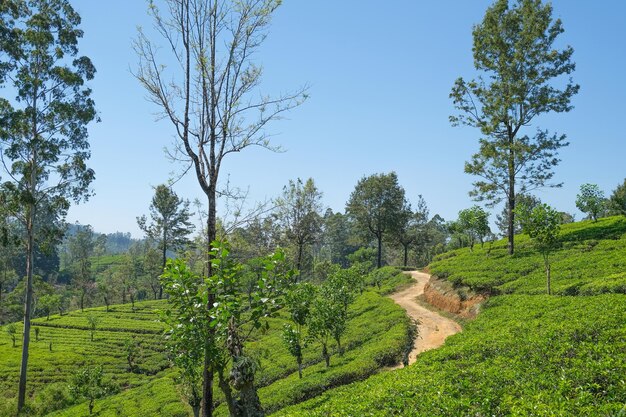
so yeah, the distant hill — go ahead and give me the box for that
[62,224,141,255]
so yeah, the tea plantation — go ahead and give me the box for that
[429,216,626,295]
[280,217,626,416]
[0,272,413,416]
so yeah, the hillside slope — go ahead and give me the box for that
[429,216,626,295]
[0,276,413,416]
[279,217,626,416]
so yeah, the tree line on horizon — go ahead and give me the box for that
[2,173,624,325]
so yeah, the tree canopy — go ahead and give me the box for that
[274,178,323,274]
[135,3,306,411]
[0,0,96,409]
[608,179,626,216]
[137,184,194,298]
[575,183,606,222]
[450,0,579,255]
[346,172,407,269]
[516,202,561,295]
[457,206,491,251]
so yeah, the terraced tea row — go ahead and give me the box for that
[1,273,413,416]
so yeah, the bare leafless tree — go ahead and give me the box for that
[134,1,306,415]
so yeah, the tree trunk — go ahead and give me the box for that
[507,143,516,255]
[403,244,408,267]
[545,256,551,295]
[160,237,167,299]
[296,242,303,275]
[227,319,264,417]
[17,200,35,411]
[336,337,343,356]
[297,356,303,379]
[218,368,236,417]
[80,290,85,312]
[322,344,330,368]
[237,382,264,417]
[202,190,217,417]
[376,234,382,269]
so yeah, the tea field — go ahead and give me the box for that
[280,217,626,416]
[429,216,626,295]
[0,272,413,416]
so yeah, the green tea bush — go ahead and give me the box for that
[30,383,74,415]
[213,291,411,416]
[0,300,169,417]
[48,376,189,417]
[430,216,626,296]
[1,280,412,417]
[279,294,626,416]
[366,266,414,294]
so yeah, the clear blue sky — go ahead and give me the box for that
[65,1,626,237]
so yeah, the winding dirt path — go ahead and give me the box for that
[388,271,462,367]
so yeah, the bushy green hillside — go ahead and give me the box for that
[429,216,626,295]
[280,217,626,416]
[0,301,172,416]
[0,271,412,416]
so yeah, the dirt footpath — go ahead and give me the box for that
[388,271,462,367]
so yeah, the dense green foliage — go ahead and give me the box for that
[279,294,626,416]
[450,0,579,255]
[277,216,626,416]
[516,203,562,295]
[0,301,169,416]
[576,183,606,222]
[0,267,412,416]
[274,178,324,274]
[454,205,491,250]
[346,172,408,268]
[608,179,626,216]
[137,184,194,300]
[430,216,626,295]
[366,266,414,295]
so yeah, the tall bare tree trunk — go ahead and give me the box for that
[377,235,383,269]
[218,369,236,417]
[403,244,408,267]
[202,190,217,417]
[507,136,516,255]
[297,242,303,273]
[18,161,36,411]
[545,256,551,295]
[322,344,330,368]
[160,231,167,299]
[227,319,264,417]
